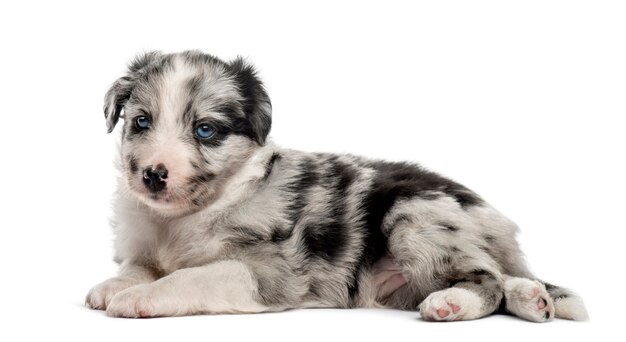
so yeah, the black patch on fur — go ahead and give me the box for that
[263,153,281,180]
[308,282,322,298]
[128,156,138,173]
[483,234,495,243]
[471,269,489,276]
[228,57,272,145]
[270,228,292,243]
[327,157,357,191]
[181,99,195,126]
[364,160,483,208]
[285,158,320,225]
[186,74,204,98]
[441,223,459,232]
[301,221,346,261]
[300,157,355,261]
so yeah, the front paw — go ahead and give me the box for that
[106,284,163,318]
[86,277,137,310]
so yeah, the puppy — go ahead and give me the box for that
[86,50,587,321]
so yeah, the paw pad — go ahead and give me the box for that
[437,308,450,318]
[537,297,547,310]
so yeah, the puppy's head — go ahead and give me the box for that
[104,51,271,214]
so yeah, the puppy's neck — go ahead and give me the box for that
[202,139,279,213]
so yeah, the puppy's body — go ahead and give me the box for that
[87,51,587,321]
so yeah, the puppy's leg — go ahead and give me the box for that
[380,199,504,321]
[86,261,157,310]
[418,267,503,321]
[503,276,557,322]
[106,260,270,318]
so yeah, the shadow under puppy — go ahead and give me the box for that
[86,50,587,322]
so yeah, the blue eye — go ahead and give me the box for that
[135,115,151,129]
[195,124,216,139]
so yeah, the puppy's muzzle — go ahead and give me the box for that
[143,164,168,193]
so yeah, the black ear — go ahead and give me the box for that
[103,51,162,133]
[229,57,272,145]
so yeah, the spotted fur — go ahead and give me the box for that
[86,50,588,321]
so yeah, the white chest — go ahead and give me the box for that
[152,218,227,275]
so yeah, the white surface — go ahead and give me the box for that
[0,0,624,340]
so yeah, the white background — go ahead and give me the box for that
[0,0,624,340]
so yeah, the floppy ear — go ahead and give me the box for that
[103,75,134,133]
[103,51,162,133]
[229,57,272,145]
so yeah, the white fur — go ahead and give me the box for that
[554,296,589,321]
[106,260,268,317]
[86,261,157,310]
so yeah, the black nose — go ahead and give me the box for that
[143,165,168,193]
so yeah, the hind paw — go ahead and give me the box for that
[418,288,483,321]
[504,277,555,322]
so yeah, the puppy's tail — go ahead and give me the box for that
[541,282,589,320]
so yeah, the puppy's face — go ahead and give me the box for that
[104,51,271,214]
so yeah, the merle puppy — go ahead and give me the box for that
[86,50,587,321]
